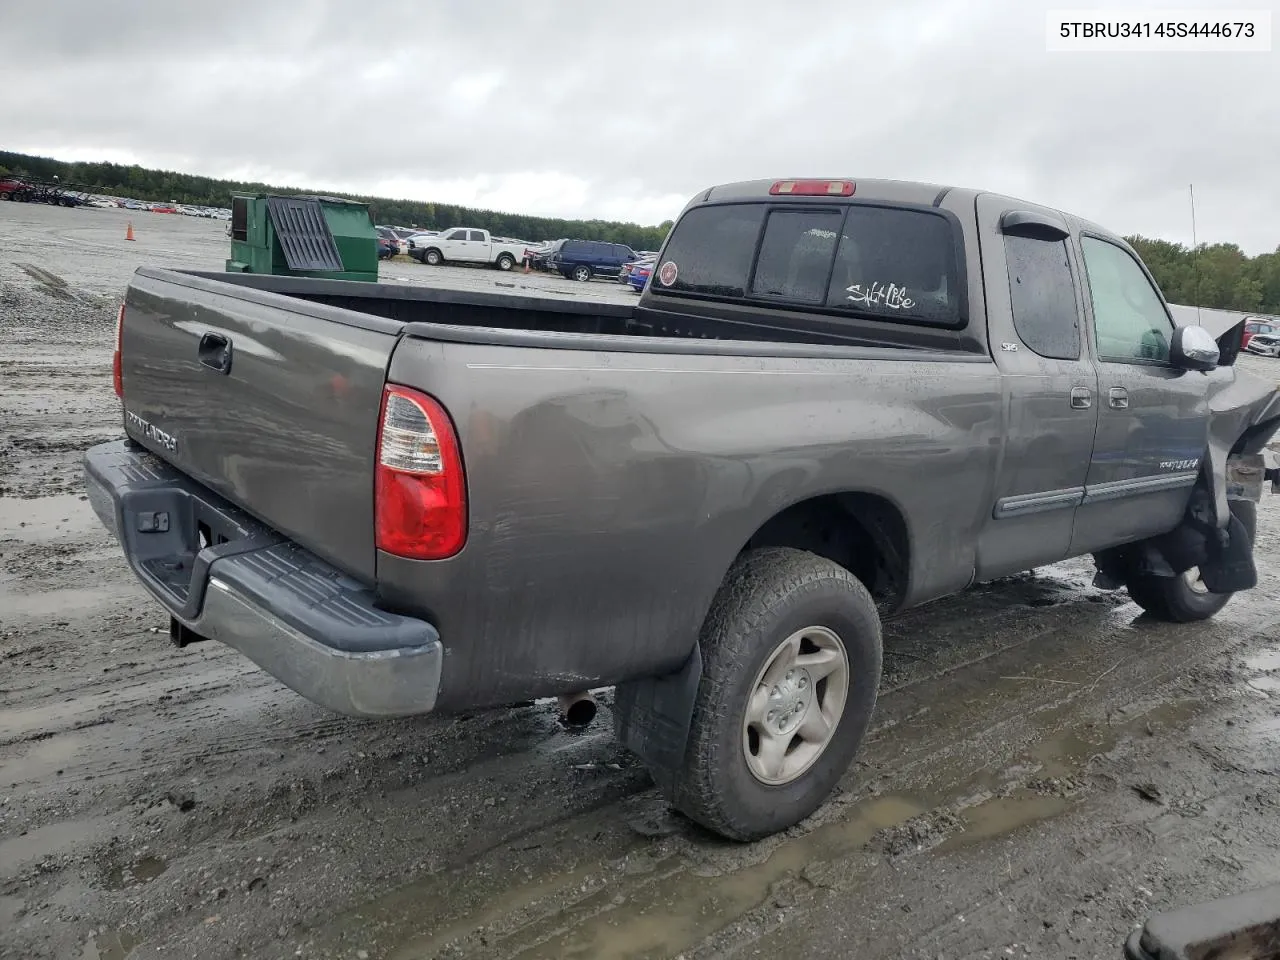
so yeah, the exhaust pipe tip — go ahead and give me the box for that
[557,691,597,728]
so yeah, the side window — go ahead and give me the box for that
[446,230,467,241]
[469,230,486,241]
[651,204,766,298]
[1081,237,1174,363]
[750,209,843,303]
[1004,235,1080,360]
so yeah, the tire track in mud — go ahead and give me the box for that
[6,498,1280,960]
[292,576,1280,960]
[6,218,1280,959]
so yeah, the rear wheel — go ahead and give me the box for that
[662,547,882,841]
[496,253,515,271]
[1126,500,1256,623]
[573,265,592,282]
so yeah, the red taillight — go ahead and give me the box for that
[374,385,467,560]
[769,179,855,197]
[113,303,124,398]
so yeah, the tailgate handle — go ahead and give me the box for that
[198,333,232,375]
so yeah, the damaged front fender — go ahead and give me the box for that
[1205,364,1280,528]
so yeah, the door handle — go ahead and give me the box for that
[1070,386,1092,409]
[1108,387,1129,409]
[198,332,233,375]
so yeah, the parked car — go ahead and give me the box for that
[377,226,415,255]
[620,254,657,284]
[86,175,1280,844]
[626,259,654,292]
[523,241,557,271]
[545,239,639,281]
[1242,319,1279,350]
[1246,333,1280,357]
[410,227,526,270]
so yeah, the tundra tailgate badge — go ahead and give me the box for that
[125,410,179,453]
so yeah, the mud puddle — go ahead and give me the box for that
[383,796,923,960]
[0,491,95,542]
[0,729,89,788]
[1246,648,1280,673]
[104,855,169,891]
[309,693,1214,960]
[80,929,141,960]
[0,583,126,620]
[0,814,113,878]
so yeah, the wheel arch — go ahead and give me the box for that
[614,488,911,788]
[736,490,912,617]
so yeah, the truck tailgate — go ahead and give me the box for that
[119,268,400,582]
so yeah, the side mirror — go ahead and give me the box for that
[1171,325,1219,372]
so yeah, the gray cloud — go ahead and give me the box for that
[1,0,1276,251]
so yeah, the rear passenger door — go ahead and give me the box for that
[1068,235,1211,555]
[453,230,488,262]
[603,244,631,276]
[973,196,1100,580]
[588,241,612,273]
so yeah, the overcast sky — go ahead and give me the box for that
[2,0,1276,252]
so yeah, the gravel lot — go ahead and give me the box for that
[3,203,1280,960]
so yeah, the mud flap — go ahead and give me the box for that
[612,642,702,794]
[1198,511,1257,592]
[1095,485,1256,592]
[1152,481,1256,591]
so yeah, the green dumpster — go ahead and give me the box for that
[225,193,379,282]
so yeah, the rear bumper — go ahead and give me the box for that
[83,440,443,718]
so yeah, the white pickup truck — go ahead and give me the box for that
[410,228,527,271]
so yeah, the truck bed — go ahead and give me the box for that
[182,270,983,354]
[117,267,996,705]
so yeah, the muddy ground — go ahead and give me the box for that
[3,203,1280,960]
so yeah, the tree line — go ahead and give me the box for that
[3,151,1277,313]
[1126,236,1280,316]
[0,151,674,250]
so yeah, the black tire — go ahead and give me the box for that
[495,253,515,271]
[1125,499,1256,623]
[572,265,592,282]
[665,547,882,841]
[424,249,442,266]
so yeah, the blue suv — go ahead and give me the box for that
[547,239,638,281]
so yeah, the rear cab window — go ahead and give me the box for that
[650,201,964,328]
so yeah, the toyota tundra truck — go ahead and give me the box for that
[84,176,1280,842]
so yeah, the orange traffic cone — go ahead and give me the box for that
[523,256,530,274]
[126,222,135,241]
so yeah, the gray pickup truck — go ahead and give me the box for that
[85,176,1280,842]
